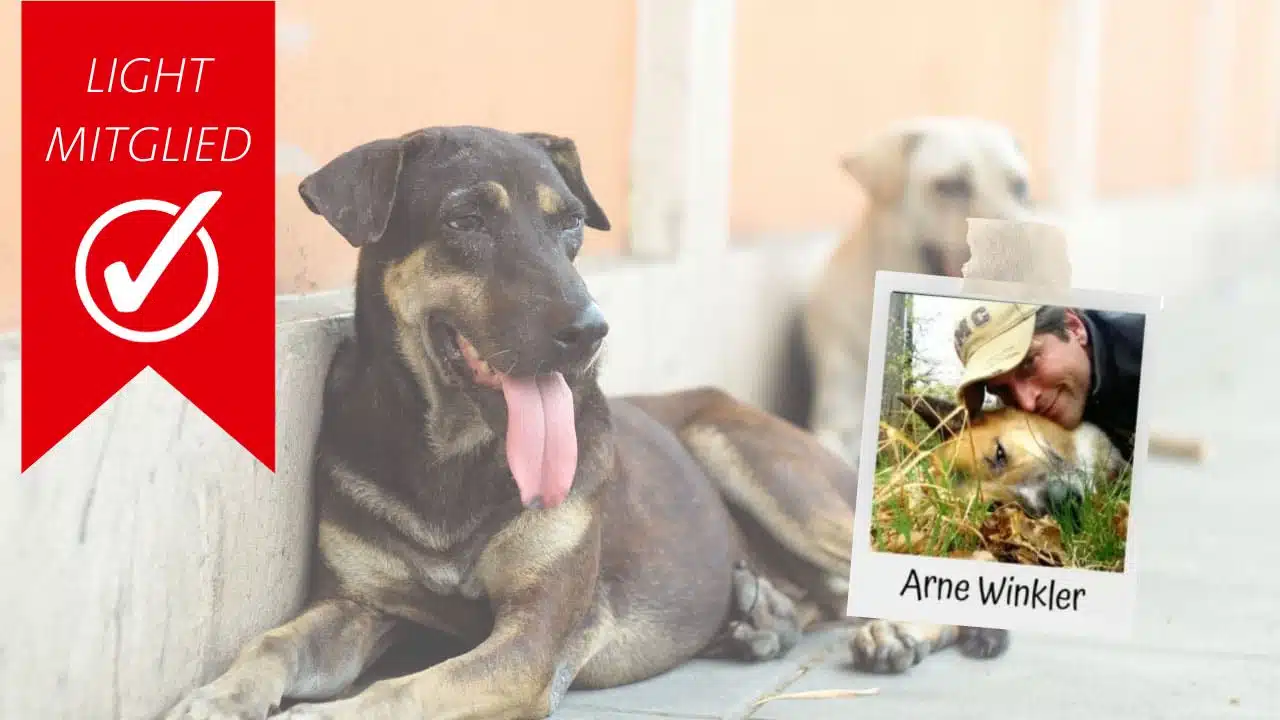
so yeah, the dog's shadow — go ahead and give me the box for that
[771,306,815,431]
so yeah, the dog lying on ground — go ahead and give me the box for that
[898,394,1130,518]
[164,126,1010,720]
[804,117,1034,471]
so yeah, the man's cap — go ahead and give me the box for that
[952,301,1041,414]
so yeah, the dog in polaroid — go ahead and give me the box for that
[845,270,1161,640]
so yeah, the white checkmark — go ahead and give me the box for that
[103,190,222,314]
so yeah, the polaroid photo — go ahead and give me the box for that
[845,270,1162,641]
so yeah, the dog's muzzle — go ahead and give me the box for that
[1017,471,1087,526]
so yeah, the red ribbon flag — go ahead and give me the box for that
[21,1,277,472]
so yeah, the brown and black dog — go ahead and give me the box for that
[899,394,1130,518]
[164,126,1009,720]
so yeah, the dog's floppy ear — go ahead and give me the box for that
[519,132,611,231]
[897,393,967,439]
[840,128,925,204]
[299,137,405,247]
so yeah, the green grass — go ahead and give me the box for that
[1054,467,1131,571]
[870,408,1132,573]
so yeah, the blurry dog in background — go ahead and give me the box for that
[803,117,1034,470]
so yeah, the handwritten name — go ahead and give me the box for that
[898,568,1087,612]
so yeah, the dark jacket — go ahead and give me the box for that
[1079,310,1146,461]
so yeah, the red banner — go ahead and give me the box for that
[21,1,277,472]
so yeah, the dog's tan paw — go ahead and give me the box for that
[700,562,803,663]
[724,562,802,661]
[848,619,932,674]
[956,626,1010,659]
[163,684,274,720]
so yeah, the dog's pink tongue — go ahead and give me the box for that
[500,373,578,510]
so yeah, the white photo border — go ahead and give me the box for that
[845,271,1163,641]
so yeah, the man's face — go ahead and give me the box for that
[984,311,1092,428]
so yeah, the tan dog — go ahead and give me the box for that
[162,126,1009,720]
[899,394,1129,517]
[804,117,1034,470]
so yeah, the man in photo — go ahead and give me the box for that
[951,302,1146,461]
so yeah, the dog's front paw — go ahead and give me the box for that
[701,563,802,663]
[725,562,802,661]
[163,682,275,720]
[956,626,1010,659]
[848,619,931,674]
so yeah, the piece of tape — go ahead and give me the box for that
[960,216,1073,305]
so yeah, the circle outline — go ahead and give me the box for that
[74,198,220,344]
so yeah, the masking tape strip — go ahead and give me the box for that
[960,216,1073,297]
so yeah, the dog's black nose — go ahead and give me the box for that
[554,303,609,351]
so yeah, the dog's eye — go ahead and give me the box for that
[1009,177,1029,201]
[986,440,1008,472]
[934,176,972,200]
[446,215,484,232]
[561,215,585,232]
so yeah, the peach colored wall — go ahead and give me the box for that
[1223,0,1280,180]
[274,0,637,294]
[729,0,1062,238]
[1095,0,1200,196]
[0,0,18,332]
